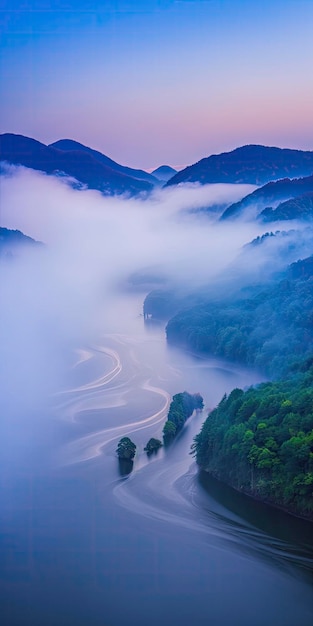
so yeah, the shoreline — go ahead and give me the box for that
[200,467,313,524]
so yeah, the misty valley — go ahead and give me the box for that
[1,138,313,626]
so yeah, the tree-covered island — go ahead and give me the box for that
[163,391,204,443]
[116,437,136,460]
[144,438,163,454]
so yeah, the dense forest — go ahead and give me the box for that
[192,358,313,519]
[166,255,313,378]
[159,255,313,519]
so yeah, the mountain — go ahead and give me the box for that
[165,252,313,377]
[220,174,313,221]
[0,227,42,258]
[260,192,313,222]
[165,145,313,187]
[0,134,154,196]
[151,165,177,182]
[49,139,157,185]
[288,254,313,280]
[240,226,313,275]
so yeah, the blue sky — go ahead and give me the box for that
[1,0,313,168]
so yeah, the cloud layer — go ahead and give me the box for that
[0,165,305,422]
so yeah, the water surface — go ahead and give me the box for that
[1,294,312,626]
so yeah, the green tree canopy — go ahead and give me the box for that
[193,360,313,519]
[144,438,163,453]
[116,437,136,460]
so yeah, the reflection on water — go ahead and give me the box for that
[197,471,313,576]
[1,293,312,626]
[118,458,134,476]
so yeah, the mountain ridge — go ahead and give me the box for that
[49,138,157,185]
[0,227,42,259]
[220,174,313,221]
[166,144,313,187]
[0,133,154,196]
[260,192,313,222]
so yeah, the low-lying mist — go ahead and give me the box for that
[0,164,310,422]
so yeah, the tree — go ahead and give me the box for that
[192,362,313,519]
[116,437,136,460]
[144,438,163,454]
[193,393,204,410]
[163,420,177,441]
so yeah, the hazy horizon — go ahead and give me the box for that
[3,131,313,174]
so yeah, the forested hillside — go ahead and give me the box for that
[193,360,313,519]
[260,193,313,222]
[166,257,313,377]
[220,174,313,221]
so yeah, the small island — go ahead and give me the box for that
[144,438,163,454]
[163,391,204,443]
[116,437,136,460]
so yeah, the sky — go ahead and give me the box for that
[1,0,313,169]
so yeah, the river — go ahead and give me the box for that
[1,293,312,626]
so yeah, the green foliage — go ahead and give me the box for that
[116,437,136,460]
[193,362,313,519]
[163,420,177,440]
[144,438,163,453]
[193,392,204,410]
[166,268,313,377]
[163,391,204,442]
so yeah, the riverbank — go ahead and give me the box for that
[193,373,313,523]
[2,292,313,626]
[199,468,313,523]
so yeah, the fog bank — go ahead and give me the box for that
[0,165,297,420]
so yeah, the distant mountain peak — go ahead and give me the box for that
[50,139,158,186]
[151,165,177,182]
[0,133,157,196]
[166,144,313,188]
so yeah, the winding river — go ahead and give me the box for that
[1,293,312,626]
